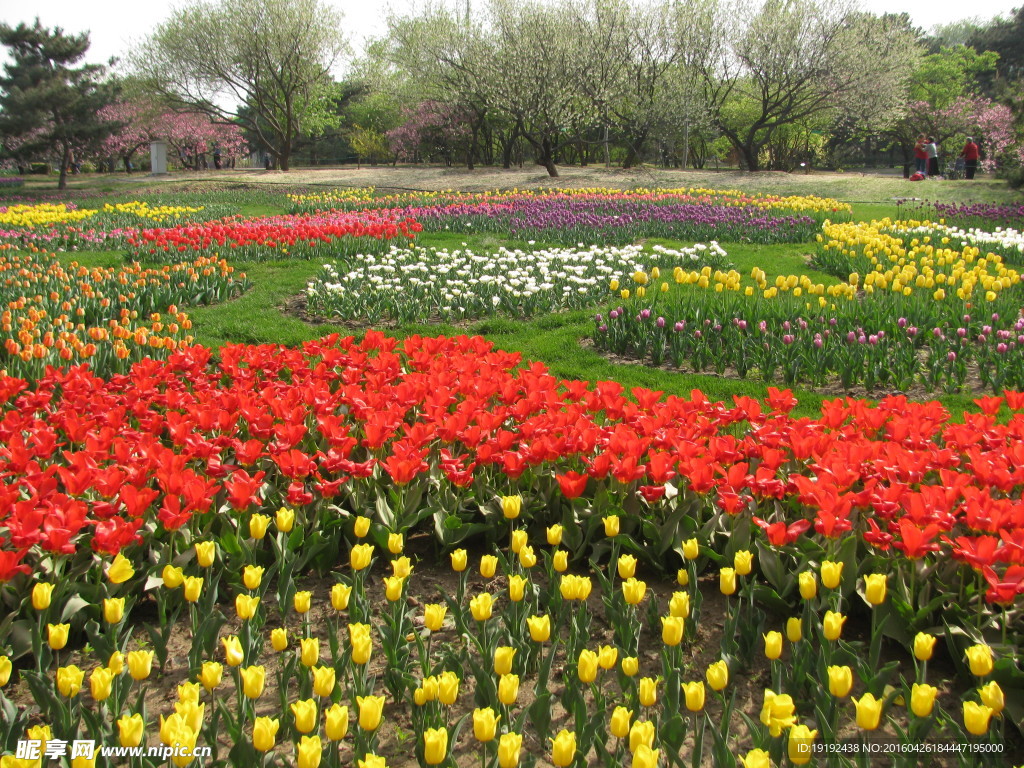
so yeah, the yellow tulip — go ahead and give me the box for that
[661,616,684,646]
[501,495,522,519]
[470,592,493,621]
[669,591,690,619]
[271,627,288,652]
[682,538,699,560]
[798,571,817,600]
[963,701,993,735]
[383,576,404,602]
[508,575,528,602]
[553,550,569,572]
[127,650,153,681]
[498,673,519,705]
[300,637,319,667]
[706,660,729,691]
[546,524,563,546]
[222,635,244,667]
[330,582,352,610]
[107,553,135,584]
[603,515,620,537]
[249,513,270,539]
[682,680,705,711]
[527,614,550,642]
[739,749,771,768]
[56,665,85,697]
[733,550,753,576]
[354,515,371,538]
[291,698,318,734]
[550,729,576,767]
[764,631,783,660]
[325,704,348,741]
[828,665,853,697]
[760,690,796,736]
[911,683,938,717]
[480,555,498,578]
[617,554,637,579]
[979,681,1004,715]
[253,716,279,752]
[424,603,446,632]
[358,755,387,768]
[31,582,54,611]
[498,733,522,768]
[350,623,372,665]
[296,735,321,768]
[633,745,660,768]
[240,665,265,699]
[965,644,993,676]
[639,676,658,707]
[577,649,598,683]
[387,533,403,554]
[200,661,222,691]
[629,720,655,752]
[676,569,689,586]
[510,530,528,554]
[473,707,500,742]
[243,565,263,590]
[450,548,468,572]
[913,632,936,661]
[350,543,373,571]
[823,611,846,641]
[90,666,114,701]
[183,576,203,603]
[610,706,632,739]
[235,594,260,621]
[863,574,887,605]
[518,545,537,569]
[276,506,295,533]
[820,560,843,589]
[622,578,646,605]
[438,670,459,706]
[494,646,517,676]
[194,541,216,568]
[719,567,737,596]
[621,656,639,677]
[292,593,311,618]
[162,565,184,589]
[786,617,802,643]
[0,656,11,687]
[788,724,817,765]
[853,692,883,729]
[598,645,618,670]
[357,695,385,731]
[312,665,336,697]
[108,651,124,675]
[117,713,145,748]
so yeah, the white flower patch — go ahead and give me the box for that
[305,241,728,323]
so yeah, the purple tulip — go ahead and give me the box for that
[897,317,907,328]
[656,316,665,328]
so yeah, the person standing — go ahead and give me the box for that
[913,134,928,176]
[961,137,980,180]
[926,137,939,177]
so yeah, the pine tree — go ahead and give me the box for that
[0,20,121,190]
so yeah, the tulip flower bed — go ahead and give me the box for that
[0,332,1021,766]
[596,219,1024,393]
[127,211,423,263]
[898,200,1024,230]
[0,247,249,379]
[304,242,729,324]
[288,188,849,246]
[0,201,237,253]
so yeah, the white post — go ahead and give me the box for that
[149,141,169,175]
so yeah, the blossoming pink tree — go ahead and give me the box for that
[100,99,247,171]
[905,96,1023,171]
[386,101,471,165]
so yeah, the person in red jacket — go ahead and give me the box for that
[913,134,928,175]
[960,137,980,180]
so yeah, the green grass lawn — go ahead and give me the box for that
[34,172,1021,418]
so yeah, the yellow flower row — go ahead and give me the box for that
[101,201,206,222]
[0,203,98,228]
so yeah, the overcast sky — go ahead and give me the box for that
[1,0,1019,74]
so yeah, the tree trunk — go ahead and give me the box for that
[538,136,558,177]
[58,145,69,191]
[738,143,759,172]
[622,129,648,169]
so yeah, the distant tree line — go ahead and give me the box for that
[2,0,1022,186]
